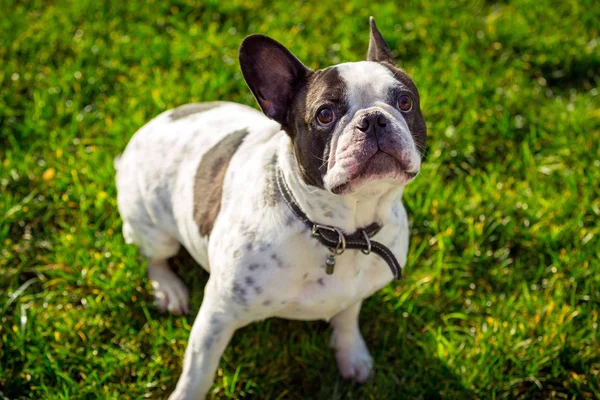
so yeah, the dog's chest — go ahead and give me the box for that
[267,239,396,321]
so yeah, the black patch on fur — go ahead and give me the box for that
[193,128,249,236]
[245,276,255,286]
[380,63,427,154]
[263,153,282,207]
[317,278,325,286]
[263,299,272,306]
[169,102,223,121]
[286,67,348,188]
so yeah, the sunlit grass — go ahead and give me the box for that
[1,0,599,398]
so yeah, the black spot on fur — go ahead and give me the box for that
[202,335,215,350]
[263,299,272,306]
[254,286,263,295]
[194,128,249,236]
[169,102,223,120]
[317,201,331,212]
[202,316,224,350]
[284,214,295,227]
[270,253,285,268]
[232,282,247,305]
[317,278,325,286]
[258,243,271,252]
[245,276,254,286]
[324,211,333,218]
[248,263,263,271]
[303,273,309,279]
[240,222,259,242]
[389,235,400,249]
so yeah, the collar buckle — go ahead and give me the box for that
[361,230,372,255]
[312,224,346,256]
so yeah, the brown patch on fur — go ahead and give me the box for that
[193,128,249,236]
[170,102,223,121]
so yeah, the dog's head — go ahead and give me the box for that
[239,17,426,196]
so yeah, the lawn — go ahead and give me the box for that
[1,0,599,398]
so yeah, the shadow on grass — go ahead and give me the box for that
[169,248,474,399]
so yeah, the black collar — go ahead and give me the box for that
[276,168,402,279]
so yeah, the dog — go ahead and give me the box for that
[115,17,426,399]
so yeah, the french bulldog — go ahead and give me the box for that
[116,17,426,399]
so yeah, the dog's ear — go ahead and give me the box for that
[367,17,394,64]
[239,35,310,125]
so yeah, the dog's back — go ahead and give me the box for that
[115,101,278,263]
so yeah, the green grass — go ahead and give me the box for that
[1,0,599,398]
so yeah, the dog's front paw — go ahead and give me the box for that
[331,334,374,383]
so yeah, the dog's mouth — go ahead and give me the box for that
[331,151,418,195]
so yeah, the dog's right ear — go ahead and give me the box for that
[367,17,394,64]
[239,35,310,126]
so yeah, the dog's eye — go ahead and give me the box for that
[396,94,413,112]
[316,108,336,126]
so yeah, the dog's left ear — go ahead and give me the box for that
[367,17,394,64]
[239,34,310,126]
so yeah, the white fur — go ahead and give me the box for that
[337,61,399,109]
[117,96,412,398]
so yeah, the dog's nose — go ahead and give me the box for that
[356,111,388,134]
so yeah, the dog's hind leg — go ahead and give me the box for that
[148,259,189,315]
[122,220,189,315]
[169,278,240,400]
[330,300,374,383]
